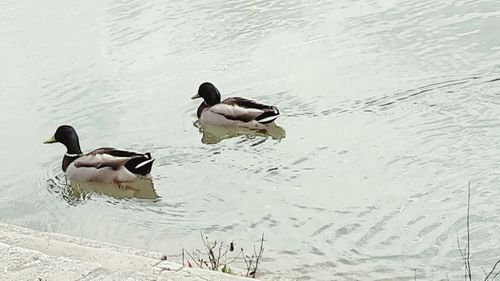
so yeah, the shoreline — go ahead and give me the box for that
[0,223,255,281]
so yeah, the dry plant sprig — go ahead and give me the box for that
[182,231,264,278]
[456,182,500,281]
[242,233,265,278]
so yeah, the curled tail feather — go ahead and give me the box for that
[256,106,280,124]
[125,154,155,175]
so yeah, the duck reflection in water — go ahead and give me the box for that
[48,177,159,204]
[196,122,286,144]
[69,178,158,200]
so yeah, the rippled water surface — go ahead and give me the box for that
[1,0,500,280]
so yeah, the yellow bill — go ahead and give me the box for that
[44,136,56,144]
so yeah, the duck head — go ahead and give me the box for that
[191,82,221,106]
[44,125,82,154]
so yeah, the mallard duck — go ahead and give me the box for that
[191,82,280,128]
[44,125,155,188]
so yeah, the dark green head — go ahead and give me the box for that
[44,125,82,154]
[191,82,221,106]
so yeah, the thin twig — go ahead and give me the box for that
[200,231,219,270]
[466,182,472,281]
[492,268,500,281]
[218,241,223,269]
[252,233,265,277]
[242,249,252,277]
[184,249,200,268]
[182,248,185,267]
[485,259,500,281]
[457,237,469,280]
[225,249,242,265]
[456,182,500,281]
[222,243,231,265]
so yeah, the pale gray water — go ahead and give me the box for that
[1,0,500,280]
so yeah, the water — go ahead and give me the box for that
[1,0,500,280]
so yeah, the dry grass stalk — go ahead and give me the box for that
[242,233,265,278]
[182,231,264,278]
[457,182,500,281]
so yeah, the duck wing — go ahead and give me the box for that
[74,148,154,175]
[209,97,280,124]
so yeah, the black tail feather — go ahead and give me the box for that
[125,155,155,175]
[256,106,280,124]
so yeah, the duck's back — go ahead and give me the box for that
[199,97,280,127]
[65,148,154,183]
